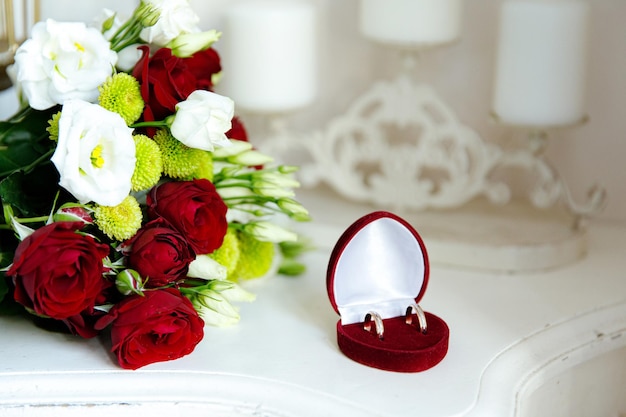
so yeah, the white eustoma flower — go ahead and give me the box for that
[51,99,136,206]
[140,0,201,47]
[115,45,144,72]
[13,19,117,110]
[170,90,234,151]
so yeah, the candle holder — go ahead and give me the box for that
[491,120,606,229]
[242,0,604,272]
[249,41,606,272]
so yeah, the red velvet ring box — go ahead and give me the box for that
[326,211,449,372]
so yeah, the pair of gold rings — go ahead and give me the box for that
[363,303,428,340]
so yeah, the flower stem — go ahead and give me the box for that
[0,214,49,229]
[6,106,33,123]
[0,148,54,177]
[130,120,170,129]
[14,216,48,223]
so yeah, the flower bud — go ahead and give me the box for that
[101,13,117,33]
[258,172,300,189]
[216,186,255,200]
[188,254,227,281]
[220,282,256,303]
[211,71,223,86]
[278,259,307,276]
[168,30,221,58]
[185,279,256,326]
[251,180,295,198]
[3,204,34,240]
[53,204,94,225]
[277,198,311,221]
[278,165,299,175]
[136,1,161,27]
[215,165,241,178]
[228,150,274,167]
[187,287,240,327]
[212,139,252,158]
[242,221,297,243]
[115,269,145,296]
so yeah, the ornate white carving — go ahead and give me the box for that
[258,75,605,219]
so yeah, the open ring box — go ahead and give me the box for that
[326,211,449,372]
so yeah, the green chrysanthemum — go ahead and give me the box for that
[132,134,163,191]
[98,73,144,125]
[184,150,214,182]
[46,111,61,142]
[231,231,275,280]
[154,128,211,179]
[209,228,241,278]
[94,195,143,241]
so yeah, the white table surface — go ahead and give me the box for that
[1,192,625,417]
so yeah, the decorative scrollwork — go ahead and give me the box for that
[258,75,605,220]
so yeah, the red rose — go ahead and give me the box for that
[61,279,117,338]
[95,288,204,370]
[226,116,249,142]
[132,46,221,123]
[225,116,266,169]
[124,218,195,288]
[185,47,221,92]
[147,179,228,255]
[7,222,109,320]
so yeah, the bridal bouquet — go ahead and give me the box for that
[0,0,310,369]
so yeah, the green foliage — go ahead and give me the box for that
[0,107,60,220]
[0,164,60,218]
[0,272,7,306]
[0,107,57,177]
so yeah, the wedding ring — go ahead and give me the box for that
[363,311,384,340]
[405,303,427,334]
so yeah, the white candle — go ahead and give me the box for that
[219,0,317,113]
[359,0,463,46]
[492,0,590,127]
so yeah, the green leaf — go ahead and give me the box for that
[0,163,60,217]
[279,237,315,258]
[0,107,58,177]
[0,286,24,316]
[0,270,19,314]
[0,273,7,304]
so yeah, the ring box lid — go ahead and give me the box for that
[327,211,429,325]
[326,211,449,373]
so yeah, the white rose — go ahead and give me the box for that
[51,99,136,206]
[170,90,234,151]
[13,19,117,110]
[140,0,201,47]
